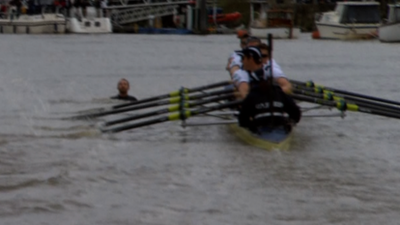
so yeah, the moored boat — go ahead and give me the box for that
[315,1,380,40]
[0,13,66,34]
[67,7,112,34]
[379,4,400,42]
[249,0,300,39]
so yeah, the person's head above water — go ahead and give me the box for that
[117,78,130,97]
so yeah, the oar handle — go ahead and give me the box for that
[293,85,400,114]
[291,79,400,107]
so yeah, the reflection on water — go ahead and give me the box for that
[0,33,400,224]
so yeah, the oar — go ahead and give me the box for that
[102,93,236,127]
[101,100,242,133]
[292,93,400,120]
[74,88,234,119]
[77,80,232,114]
[292,86,400,115]
[290,79,400,107]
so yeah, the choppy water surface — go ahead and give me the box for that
[1,33,400,225]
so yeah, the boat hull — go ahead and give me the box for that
[137,27,192,34]
[250,27,300,39]
[315,23,379,40]
[229,124,293,151]
[0,14,66,34]
[67,18,112,34]
[379,22,400,42]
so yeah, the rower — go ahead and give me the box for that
[229,40,292,96]
[226,33,262,79]
[258,43,292,94]
[237,47,301,134]
[224,32,253,95]
[225,31,249,76]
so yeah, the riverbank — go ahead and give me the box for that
[217,0,388,32]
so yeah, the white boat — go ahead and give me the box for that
[66,7,112,34]
[0,13,66,34]
[315,1,380,40]
[249,1,300,39]
[379,4,400,42]
[67,17,112,34]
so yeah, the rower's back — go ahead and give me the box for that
[238,81,301,133]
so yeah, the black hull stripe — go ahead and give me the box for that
[316,23,379,29]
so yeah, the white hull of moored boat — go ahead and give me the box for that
[378,5,400,42]
[0,14,66,34]
[66,7,112,34]
[314,1,381,40]
[250,27,300,39]
[379,22,400,42]
[67,18,112,34]
[316,23,379,40]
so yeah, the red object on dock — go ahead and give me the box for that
[312,30,320,39]
[208,12,242,23]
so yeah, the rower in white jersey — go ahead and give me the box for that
[227,35,292,94]
[231,43,292,93]
[258,43,292,94]
[225,30,249,74]
[226,34,261,79]
[232,44,292,99]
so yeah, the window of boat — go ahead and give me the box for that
[335,5,344,16]
[388,7,400,22]
[340,5,380,24]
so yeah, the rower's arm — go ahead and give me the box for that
[226,57,233,71]
[275,77,292,95]
[236,82,250,99]
[269,60,292,94]
[227,54,242,78]
[229,65,240,79]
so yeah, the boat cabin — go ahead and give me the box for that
[386,4,400,23]
[265,9,294,28]
[250,1,294,29]
[335,2,380,24]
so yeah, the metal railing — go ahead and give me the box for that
[110,4,178,25]
[107,0,191,7]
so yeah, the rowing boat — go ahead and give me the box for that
[229,123,293,151]
[204,110,294,151]
[77,79,400,152]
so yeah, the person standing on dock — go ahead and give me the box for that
[100,0,107,18]
[111,79,138,101]
[8,0,21,19]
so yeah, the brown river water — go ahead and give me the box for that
[0,33,400,225]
